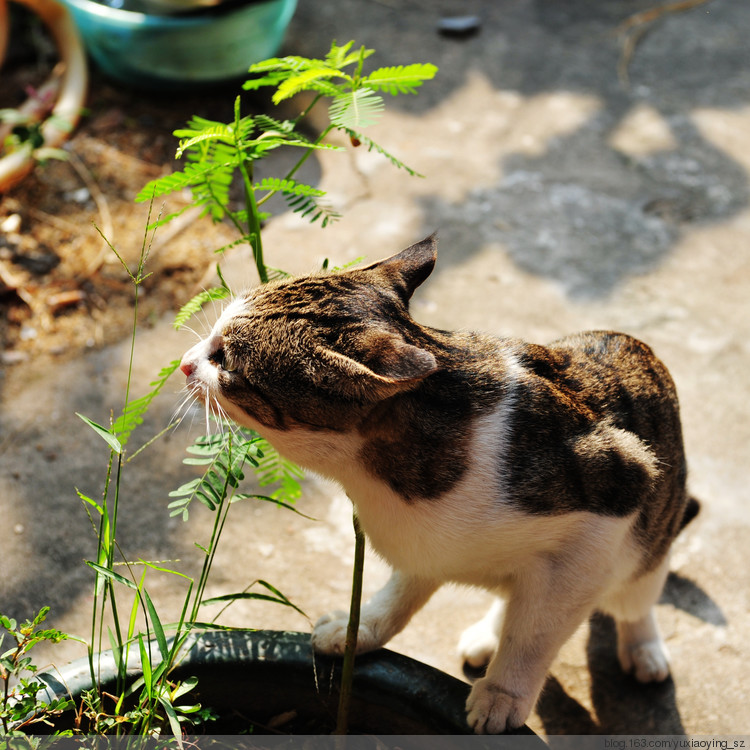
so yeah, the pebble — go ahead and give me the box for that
[65,187,91,203]
[438,15,482,37]
[1,350,29,365]
[1,214,22,233]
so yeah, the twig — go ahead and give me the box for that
[79,136,164,178]
[0,0,8,71]
[65,150,114,276]
[0,259,34,307]
[334,512,366,736]
[27,205,82,234]
[616,0,714,86]
[149,204,204,256]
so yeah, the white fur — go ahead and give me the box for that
[181,326,672,734]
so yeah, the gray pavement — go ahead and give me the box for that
[2,0,749,738]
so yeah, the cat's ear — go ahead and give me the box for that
[314,335,437,400]
[365,233,438,301]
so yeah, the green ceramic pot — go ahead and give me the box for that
[59,0,296,89]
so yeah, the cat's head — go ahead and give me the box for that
[179,234,439,433]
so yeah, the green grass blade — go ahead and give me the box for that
[77,413,122,454]
[142,589,169,663]
[86,561,137,590]
[158,691,183,740]
[138,633,153,696]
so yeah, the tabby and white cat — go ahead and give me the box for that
[180,235,695,733]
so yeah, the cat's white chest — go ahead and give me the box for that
[247,404,517,580]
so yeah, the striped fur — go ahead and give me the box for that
[180,235,693,733]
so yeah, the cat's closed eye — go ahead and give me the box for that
[210,348,238,374]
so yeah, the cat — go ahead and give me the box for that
[179,234,697,734]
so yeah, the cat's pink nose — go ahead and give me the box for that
[180,360,195,377]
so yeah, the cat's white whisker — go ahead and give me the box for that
[199,292,221,336]
[169,384,207,436]
[213,400,240,442]
[208,291,232,322]
[181,324,204,343]
[208,399,223,437]
[168,384,192,419]
[171,397,197,432]
[203,396,213,436]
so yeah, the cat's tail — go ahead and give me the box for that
[679,495,701,532]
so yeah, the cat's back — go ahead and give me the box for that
[504,330,687,555]
[516,330,682,448]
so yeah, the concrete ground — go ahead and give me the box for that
[1,0,749,738]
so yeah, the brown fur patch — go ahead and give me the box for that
[212,238,688,566]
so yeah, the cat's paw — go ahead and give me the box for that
[458,621,499,671]
[311,611,350,655]
[619,639,670,683]
[465,678,531,734]
[311,611,381,656]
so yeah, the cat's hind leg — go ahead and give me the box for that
[600,555,671,683]
[458,597,505,672]
[312,570,438,655]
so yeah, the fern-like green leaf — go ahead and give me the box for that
[253,439,304,504]
[254,177,325,198]
[272,68,347,104]
[247,55,327,74]
[326,40,373,70]
[253,115,295,135]
[171,427,264,519]
[169,478,202,498]
[111,360,181,447]
[283,191,341,227]
[266,266,293,281]
[213,235,267,256]
[329,88,385,130]
[175,125,238,158]
[364,63,439,95]
[173,286,232,331]
[344,129,424,177]
[242,71,288,91]
[178,113,255,142]
[136,162,221,203]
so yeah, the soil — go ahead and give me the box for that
[0,8,246,368]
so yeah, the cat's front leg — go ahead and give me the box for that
[312,570,438,655]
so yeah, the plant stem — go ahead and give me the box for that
[190,434,242,622]
[233,96,268,284]
[238,157,267,284]
[334,512,366,735]
[255,123,335,211]
[285,124,334,185]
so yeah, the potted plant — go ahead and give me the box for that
[28,630,480,735]
[2,40,505,739]
[0,0,88,191]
